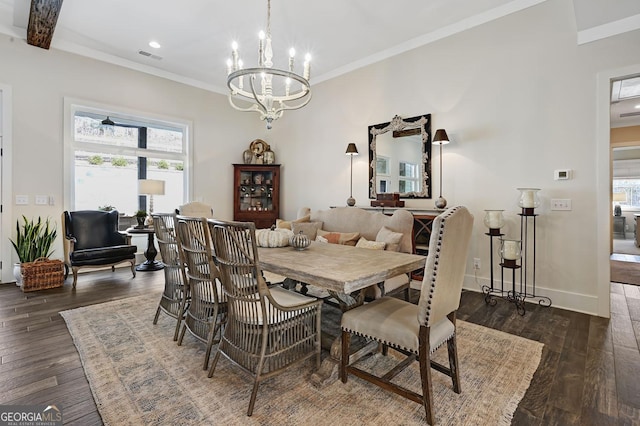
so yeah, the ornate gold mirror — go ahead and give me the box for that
[368,114,431,199]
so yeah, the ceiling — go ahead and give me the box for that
[1,0,639,126]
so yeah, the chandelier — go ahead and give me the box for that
[226,0,312,129]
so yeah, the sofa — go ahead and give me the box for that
[289,206,416,299]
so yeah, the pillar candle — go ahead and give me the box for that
[502,240,519,260]
[522,190,535,208]
[488,211,502,228]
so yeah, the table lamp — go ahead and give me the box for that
[613,192,627,216]
[138,179,165,214]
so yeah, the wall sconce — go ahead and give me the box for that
[345,143,358,206]
[433,129,450,209]
[138,179,165,214]
[613,192,627,216]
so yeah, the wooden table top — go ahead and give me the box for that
[258,241,426,294]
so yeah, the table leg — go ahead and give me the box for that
[310,289,378,387]
[136,233,164,271]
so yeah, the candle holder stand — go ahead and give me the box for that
[481,229,505,304]
[518,209,552,311]
[501,260,526,315]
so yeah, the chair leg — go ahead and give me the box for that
[153,306,161,324]
[419,327,435,425]
[207,350,221,378]
[177,323,186,346]
[447,335,461,394]
[341,330,350,383]
[130,260,136,278]
[72,268,79,289]
[112,265,115,272]
[247,377,261,416]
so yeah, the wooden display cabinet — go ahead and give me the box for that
[233,164,280,229]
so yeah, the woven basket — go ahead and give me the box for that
[21,257,65,292]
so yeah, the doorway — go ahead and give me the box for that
[0,84,14,284]
[609,76,640,288]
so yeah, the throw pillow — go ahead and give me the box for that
[291,221,323,240]
[315,235,328,243]
[317,229,360,246]
[276,214,310,230]
[376,226,404,252]
[355,237,386,250]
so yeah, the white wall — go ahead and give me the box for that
[0,33,262,282]
[270,0,640,315]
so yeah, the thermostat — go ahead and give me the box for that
[554,169,572,180]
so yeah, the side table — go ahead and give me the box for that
[613,215,626,239]
[126,227,164,271]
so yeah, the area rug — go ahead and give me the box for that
[61,294,543,425]
[611,259,640,286]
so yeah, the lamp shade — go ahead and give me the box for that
[432,129,450,145]
[613,192,627,202]
[138,179,165,196]
[345,143,358,155]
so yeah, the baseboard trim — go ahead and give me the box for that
[464,274,599,316]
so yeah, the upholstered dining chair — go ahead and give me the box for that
[340,206,473,425]
[175,216,227,370]
[175,201,214,218]
[207,219,322,417]
[152,213,188,341]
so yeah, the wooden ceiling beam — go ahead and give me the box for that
[27,0,64,50]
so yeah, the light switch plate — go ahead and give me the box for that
[551,198,572,210]
[15,195,28,205]
[35,195,48,205]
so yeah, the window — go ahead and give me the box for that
[66,103,190,215]
[398,161,419,193]
[613,179,640,209]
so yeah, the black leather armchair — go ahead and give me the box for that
[62,210,137,288]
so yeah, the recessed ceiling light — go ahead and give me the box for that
[635,104,640,109]
[148,41,161,49]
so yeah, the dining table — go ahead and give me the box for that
[258,241,426,386]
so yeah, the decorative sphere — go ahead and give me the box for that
[435,196,447,209]
[347,197,356,207]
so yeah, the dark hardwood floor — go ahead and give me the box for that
[1,270,639,425]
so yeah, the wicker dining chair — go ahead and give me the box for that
[152,213,189,341]
[340,206,474,425]
[175,216,227,370]
[207,219,322,417]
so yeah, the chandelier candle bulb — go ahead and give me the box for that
[258,31,265,66]
[303,54,311,80]
[289,48,295,72]
[231,41,239,70]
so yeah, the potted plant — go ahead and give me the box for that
[10,216,57,286]
[134,210,147,228]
